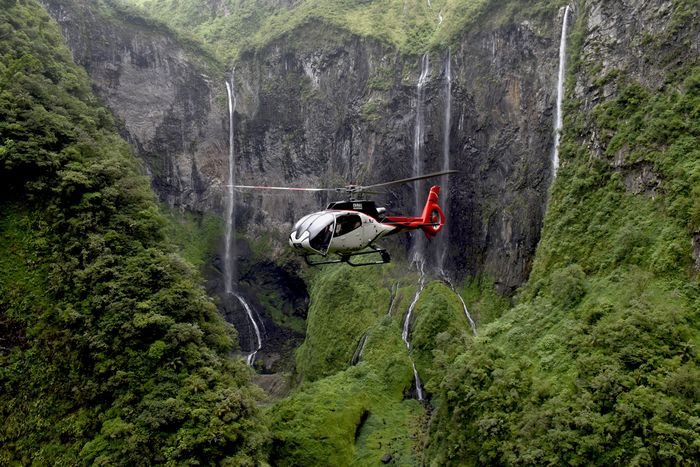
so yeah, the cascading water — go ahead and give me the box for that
[442,276,477,337]
[235,294,263,365]
[438,49,452,273]
[412,53,430,264]
[402,273,425,345]
[552,5,571,176]
[403,55,431,401]
[455,291,477,337]
[224,71,264,366]
[224,73,236,294]
[402,264,426,401]
[351,334,369,366]
[387,282,399,316]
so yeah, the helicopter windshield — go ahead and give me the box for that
[293,213,321,239]
[307,213,335,253]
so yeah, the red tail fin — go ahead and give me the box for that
[420,186,445,238]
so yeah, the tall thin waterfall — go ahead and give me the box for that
[455,292,477,337]
[443,277,477,337]
[351,333,369,366]
[439,49,452,273]
[553,5,571,176]
[387,282,399,316]
[402,263,427,401]
[412,53,430,264]
[236,294,263,365]
[224,72,237,294]
[224,71,263,366]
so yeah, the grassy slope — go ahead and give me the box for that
[0,1,266,463]
[268,264,475,464]
[122,0,568,61]
[426,3,700,465]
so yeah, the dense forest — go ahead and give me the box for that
[0,1,266,464]
[1,0,699,464]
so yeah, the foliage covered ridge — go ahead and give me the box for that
[122,0,568,61]
[0,0,266,463]
[426,2,700,465]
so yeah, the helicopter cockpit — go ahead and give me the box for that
[289,211,364,255]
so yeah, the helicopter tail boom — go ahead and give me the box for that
[383,186,445,238]
[419,186,445,238]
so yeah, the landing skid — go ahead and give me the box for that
[304,246,391,267]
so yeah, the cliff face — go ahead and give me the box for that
[426,0,700,462]
[448,19,557,290]
[574,0,698,169]
[231,16,559,291]
[41,2,565,293]
[573,0,700,273]
[40,0,228,212]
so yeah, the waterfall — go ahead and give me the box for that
[235,294,263,366]
[553,5,571,176]
[411,362,424,400]
[438,49,452,273]
[442,275,477,337]
[224,71,264,366]
[402,263,427,401]
[412,53,430,264]
[387,282,399,316]
[224,71,237,294]
[351,334,369,366]
[402,271,425,344]
[455,292,477,337]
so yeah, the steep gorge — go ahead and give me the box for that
[7,0,700,464]
[42,0,561,292]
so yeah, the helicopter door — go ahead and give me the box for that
[307,213,336,255]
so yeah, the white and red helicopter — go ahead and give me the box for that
[233,170,456,266]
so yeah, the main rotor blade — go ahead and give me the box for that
[228,184,338,192]
[361,170,459,190]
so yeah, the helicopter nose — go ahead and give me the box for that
[289,229,310,249]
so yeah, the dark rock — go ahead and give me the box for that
[381,453,392,464]
[233,20,558,293]
[621,162,661,197]
[42,1,562,293]
[40,0,228,212]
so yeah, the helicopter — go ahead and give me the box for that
[232,170,457,266]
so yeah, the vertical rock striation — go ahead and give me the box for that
[43,2,565,293]
[232,18,560,292]
[41,0,228,211]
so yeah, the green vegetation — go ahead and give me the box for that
[411,281,472,392]
[0,1,266,463]
[426,15,700,466]
[295,266,395,382]
[269,264,474,464]
[360,98,383,123]
[459,276,511,326]
[124,0,568,61]
[5,0,699,464]
[162,207,224,269]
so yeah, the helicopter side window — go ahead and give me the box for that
[335,214,362,237]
